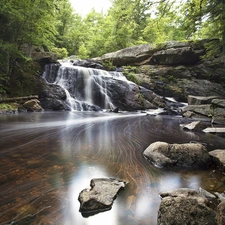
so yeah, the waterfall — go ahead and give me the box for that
[43,61,126,111]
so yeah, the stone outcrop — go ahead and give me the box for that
[181,95,225,124]
[93,40,210,67]
[136,57,225,102]
[158,188,217,225]
[106,79,166,111]
[209,149,225,173]
[143,141,211,168]
[78,178,126,216]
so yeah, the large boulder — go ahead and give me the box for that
[158,188,217,225]
[78,178,126,216]
[143,141,211,168]
[209,149,225,173]
[94,44,154,67]
[23,99,43,112]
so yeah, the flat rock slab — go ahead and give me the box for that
[143,141,211,168]
[209,149,225,173]
[203,128,225,133]
[187,95,220,105]
[181,104,212,117]
[78,178,126,216]
[181,120,208,131]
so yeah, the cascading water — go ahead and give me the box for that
[42,61,127,111]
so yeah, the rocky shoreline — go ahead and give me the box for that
[143,140,225,224]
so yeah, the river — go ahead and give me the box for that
[1,111,225,225]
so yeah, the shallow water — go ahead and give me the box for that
[0,111,225,225]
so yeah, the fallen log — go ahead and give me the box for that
[0,95,39,103]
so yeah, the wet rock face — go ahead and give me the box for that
[106,79,166,111]
[158,188,217,225]
[38,83,70,111]
[78,178,126,217]
[143,141,211,169]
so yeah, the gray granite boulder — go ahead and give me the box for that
[78,178,126,216]
[143,141,211,168]
[158,188,217,225]
[209,149,225,173]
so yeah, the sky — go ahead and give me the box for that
[69,0,112,16]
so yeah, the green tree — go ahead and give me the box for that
[54,0,75,54]
[107,0,151,49]
[180,0,225,56]
[0,0,60,95]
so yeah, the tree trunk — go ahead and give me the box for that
[0,95,38,103]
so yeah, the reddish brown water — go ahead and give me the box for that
[0,111,225,225]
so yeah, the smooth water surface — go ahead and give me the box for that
[1,111,225,225]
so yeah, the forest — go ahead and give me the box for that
[0,0,225,97]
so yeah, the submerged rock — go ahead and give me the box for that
[143,141,211,168]
[158,188,217,225]
[78,178,126,217]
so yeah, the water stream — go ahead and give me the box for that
[1,111,225,225]
[42,61,127,111]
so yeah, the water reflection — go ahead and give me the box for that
[0,111,225,225]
